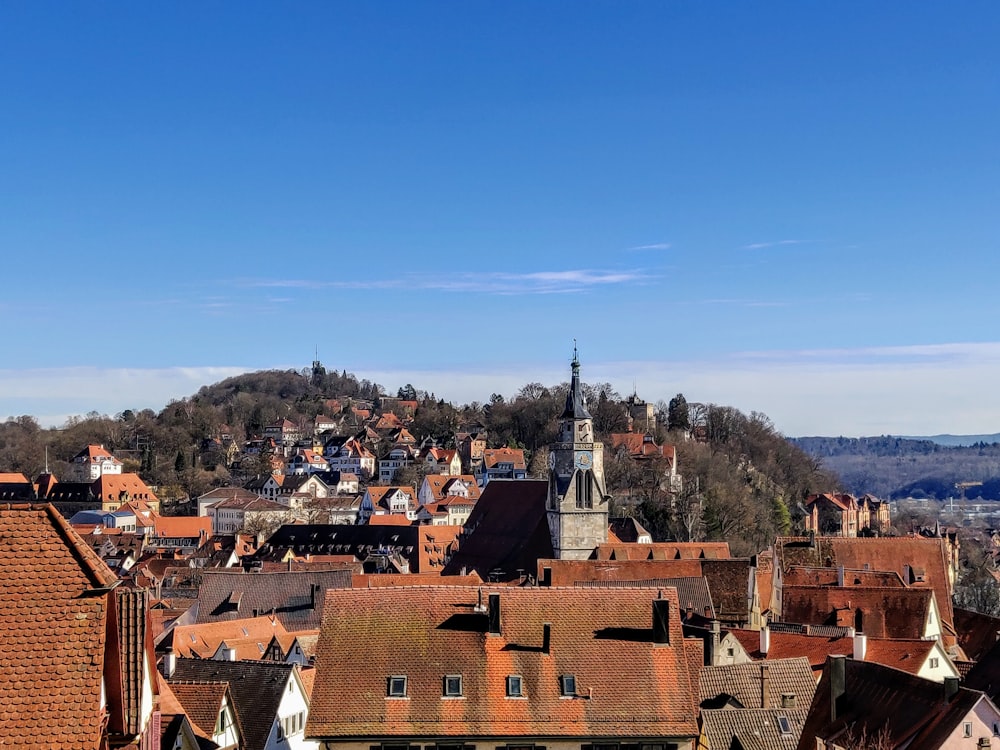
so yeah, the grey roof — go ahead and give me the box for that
[699,657,816,710]
[441,479,554,581]
[253,523,433,573]
[170,658,297,750]
[701,707,808,750]
[195,568,353,628]
[560,352,592,420]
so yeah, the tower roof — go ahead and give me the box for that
[560,347,592,420]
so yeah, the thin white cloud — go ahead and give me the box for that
[743,239,805,250]
[627,242,672,251]
[235,269,651,296]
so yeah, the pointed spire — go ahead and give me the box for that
[561,343,592,420]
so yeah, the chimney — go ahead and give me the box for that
[837,565,845,587]
[542,623,551,654]
[706,620,720,666]
[162,648,176,678]
[760,663,770,708]
[759,624,771,656]
[781,693,797,709]
[487,593,501,636]
[652,599,671,645]
[310,582,321,609]
[944,676,960,702]
[853,632,867,661]
[829,655,847,722]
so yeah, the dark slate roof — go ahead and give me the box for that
[797,656,990,750]
[560,352,592,420]
[955,606,1000,662]
[194,568,353,629]
[701,707,808,750]
[170,658,296,750]
[441,479,554,581]
[252,523,442,573]
[609,516,652,543]
[701,559,754,623]
[699,657,816,710]
[963,636,1000,702]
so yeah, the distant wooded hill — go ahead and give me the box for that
[791,435,1000,500]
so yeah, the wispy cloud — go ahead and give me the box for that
[742,239,805,250]
[235,269,652,296]
[627,242,672,251]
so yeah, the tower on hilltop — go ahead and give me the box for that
[546,346,609,559]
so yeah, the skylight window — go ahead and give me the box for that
[387,676,407,698]
[506,675,523,697]
[443,675,463,697]
[560,675,576,696]
[777,716,792,735]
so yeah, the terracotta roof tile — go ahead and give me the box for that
[699,657,817,708]
[308,586,700,740]
[0,503,119,748]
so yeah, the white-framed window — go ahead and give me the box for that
[506,675,523,697]
[443,674,463,697]
[388,675,408,698]
[560,674,576,696]
[929,657,939,668]
[964,721,973,737]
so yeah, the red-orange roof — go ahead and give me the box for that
[309,586,699,740]
[0,504,118,748]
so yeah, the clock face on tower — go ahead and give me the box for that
[574,450,593,470]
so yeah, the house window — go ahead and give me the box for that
[388,676,408,698]
[444,675,463,697]
[560,675,576,696]
[506,675,523,697]
[964,722,973,737]
[777,716,792,735]
[929,657,939,668]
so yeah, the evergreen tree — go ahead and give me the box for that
[667,393,690,432]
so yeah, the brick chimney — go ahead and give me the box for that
[760,663,770,708]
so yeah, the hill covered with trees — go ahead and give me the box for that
[792,435,1000,500]
[0,362,835,553]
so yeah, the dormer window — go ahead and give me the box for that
[506,675,524,697]
[560,675,576,696]
[443,675,463,697]
[387,676,408,698]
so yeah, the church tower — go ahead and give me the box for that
[546,347,609,559]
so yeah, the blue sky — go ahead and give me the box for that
[2,2,999,436]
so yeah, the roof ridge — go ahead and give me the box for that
[44,503,119,588]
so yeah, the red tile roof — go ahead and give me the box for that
[730,628,939,676]
[782,585,934,640]
[0,504,119,748]
[171,614,289,660]
[593,542,731,560]
[92,473,159,506]
[308,586,700,741]
[482,447,527,469]
[776,536,955,636]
